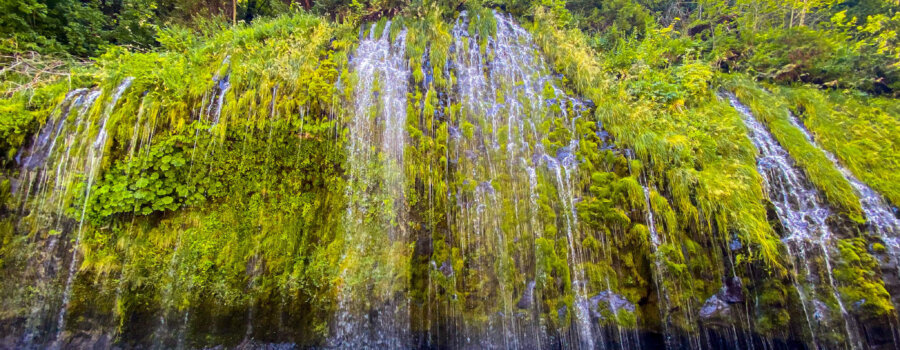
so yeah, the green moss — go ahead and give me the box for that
[530,9,785,276]
[755,279,791,335]
[4,3,899,345]
[834,238,894,319]
[0,12,351,346]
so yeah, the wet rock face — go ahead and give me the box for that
[415,233,433,258]
[232,339,298,350]
[721,276,744,303]
[700,277,745,321]
[448,126,462,140]
[476,181,495,195]
[439,260,454,277]
[555,146,574,166]
[813,300,830,323]
[699,294,731,320]
[464,150,478,162]
[58,328,113,350]
[516,281,535,310]
[579,290,636,321]
[590,291,636,314]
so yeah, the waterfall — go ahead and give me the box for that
[635,159,700,349]
[16,89,100,224]
[641,184,674,347]
[55,77,134,347]
[784,111,900,270]
[206,55,232,126]
[332,21,411,348]
[11,77,135,347]
[448,10,619,348]
[450,11,527,346]
[152,229,186,348]
[9,9,900,350]
[16,88,97,346]
[18,89,87,171]
[724,91,862,349]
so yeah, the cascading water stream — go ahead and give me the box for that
[54,77,134,347]
[151,228,188,349]
[16,89,97,347]
[448,10,636,349]
[332,21,411,349]
[15,87,104,348]
[125,93,149,164]
[627,147,703,350]
[206,55,232,126]
[724,91,861,349]
[784,111,900,269]
[784,108,900,345]
[18,89,88,171]
[17,89,99,224]
[640,183,674,348]
[450,12,526,347]
[43,91,103,233]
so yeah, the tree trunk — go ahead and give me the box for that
[789,7,795,28]
[799,1,808,27]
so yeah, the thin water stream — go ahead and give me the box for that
[724,91,862,349]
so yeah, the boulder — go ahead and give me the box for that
[590,291,636,314]
[700,277,745,322]
[579,290,636,321]
[699,294,731,320]
[720,276,744,303]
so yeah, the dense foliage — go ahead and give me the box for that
[0,0,899,348]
